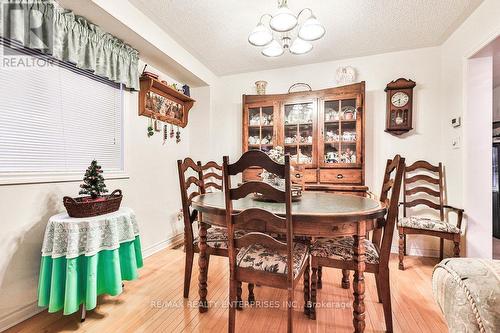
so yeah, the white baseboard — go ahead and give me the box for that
[391,245,440,258]
[141,233,184,258]
[0,301,45,332]
[0,232,184,332]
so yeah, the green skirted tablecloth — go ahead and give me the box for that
[38,207,143,315]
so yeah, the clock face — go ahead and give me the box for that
[391,91,409,108]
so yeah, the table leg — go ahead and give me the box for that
[352,232,366,332]
[80,304,86,322]
[198,222,209,312]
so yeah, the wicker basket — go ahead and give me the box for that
[63,189,123,218]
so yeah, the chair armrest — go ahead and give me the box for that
[443,205,464,230]
[443,205,464,213]
[365,191,377,199]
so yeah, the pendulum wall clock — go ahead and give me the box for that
[384,78,416,135]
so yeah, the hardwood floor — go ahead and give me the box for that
[6,249,447,333]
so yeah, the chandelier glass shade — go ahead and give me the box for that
[269,4,297,32]
[248,0,325,57]
[248,23,273,46]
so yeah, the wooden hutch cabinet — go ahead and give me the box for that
[242,82,367,194]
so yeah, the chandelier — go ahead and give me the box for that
[248,0,325,57]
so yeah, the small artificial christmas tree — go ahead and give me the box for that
[79,160,108,199]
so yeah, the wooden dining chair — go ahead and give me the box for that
[223,150,310,333]
[309,155,405,333]
[397,161,464,270]
[177,158,252,299]
[200,161,223,192]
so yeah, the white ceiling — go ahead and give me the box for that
[129,0,483,76]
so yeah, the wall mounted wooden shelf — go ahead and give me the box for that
[139,76,195,128]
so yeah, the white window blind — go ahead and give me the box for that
[0,40,124,182]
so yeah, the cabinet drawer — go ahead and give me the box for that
[243,168,261,181]
[303,169,317,183]
[320,169,362,184]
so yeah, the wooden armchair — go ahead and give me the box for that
[177,158,253,299]
[309,155,405,333]
[223,150,310,333]
[398,161,464,270]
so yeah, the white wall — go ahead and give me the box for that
[207,46,446,257]
[440,0,500,258]
[464,57,493,258]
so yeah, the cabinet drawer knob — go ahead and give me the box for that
[337,174,344,179]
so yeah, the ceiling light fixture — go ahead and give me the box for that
[249,0,325,57]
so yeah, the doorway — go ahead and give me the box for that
[465,36,500,259]
[493,40,500,259]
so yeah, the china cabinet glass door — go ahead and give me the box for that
[245,104,276,153]
[283,101,316,167]
[320,97,361,167]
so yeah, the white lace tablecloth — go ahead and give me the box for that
[41,207,140,259]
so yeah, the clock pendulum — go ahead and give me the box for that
[395,110,404,125]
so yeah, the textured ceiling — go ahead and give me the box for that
[129,0,483,76]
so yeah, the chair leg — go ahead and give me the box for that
[310,266,317,320]
[341,269,350,289]
[248,283,255,305]
[375,273,383,303]
[303,262,310,316]
[439,238,444,261]
[183,249,194,298]
[403,234,407,255]
[379,269,393,333]
[228,281,236,333]
[236,281,243,310]
[398,232,405,270]
[287,288,294,333]
[453,241,460,257]
[317,266,323,289]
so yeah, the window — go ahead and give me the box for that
[0,39,124,184]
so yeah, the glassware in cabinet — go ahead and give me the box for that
[321,98,359,166]
[283,102,315,166]
[245,105,276,152]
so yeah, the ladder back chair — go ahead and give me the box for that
[200,161,223,192]
[177,158,252,299]
[223,150,310,333]
[309,155,405,333]
[398,161,464,270]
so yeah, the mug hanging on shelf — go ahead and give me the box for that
[147,115,154,137]
[154,117,162,132]
[176,126,181,143]
[170,124,175,138]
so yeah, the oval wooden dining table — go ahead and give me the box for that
[191,191,386,332]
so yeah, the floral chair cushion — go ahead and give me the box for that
[310,237,380,264]
[236,242,309,276]
[193,227,246,250]
[398,216,460,234]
